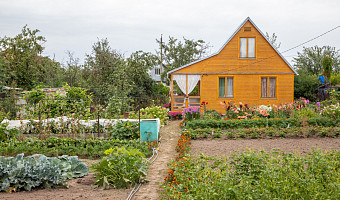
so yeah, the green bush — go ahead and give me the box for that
[91,146,148,189]
[108,120,139,140]
[25,84,93,119]
[294,73,319,101]
[129,105,168,125]
[203,109,222,120]
[330,73,340,86]
[0,123,20,142]
[0,154,88,192]
[321,103,340,119]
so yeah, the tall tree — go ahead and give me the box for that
[156,36,211,83]
[294,46,340,75]
[0,25,47,90]
[126,51,157,98]
[64,51,82,87]
[41,56,64,88]
[322,56,332,80]
[85,38,131,98]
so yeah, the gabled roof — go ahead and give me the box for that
[168,17,297,75]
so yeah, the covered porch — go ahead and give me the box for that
[170,74,201,111]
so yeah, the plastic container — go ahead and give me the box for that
[140,119,160,142]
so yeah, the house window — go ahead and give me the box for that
[261,77,276,98]
[155,68,161,75]
[240,38,255,58]
[219,77,233,97]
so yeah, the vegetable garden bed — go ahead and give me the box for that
[162,127,340,199]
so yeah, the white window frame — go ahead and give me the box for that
[240,37,255,58]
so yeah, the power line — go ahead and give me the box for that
[223,25,340,73]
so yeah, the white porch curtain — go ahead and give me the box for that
[173,75,201,94]
[173,75,187,94]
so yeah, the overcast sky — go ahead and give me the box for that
[1,0,339,65]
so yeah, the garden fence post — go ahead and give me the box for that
[139,97,141,142]
[38,101,42,139]
[97,98,100,138]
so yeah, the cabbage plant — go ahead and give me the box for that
[0,154,88,192]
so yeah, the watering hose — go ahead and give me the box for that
[126,139,162,200]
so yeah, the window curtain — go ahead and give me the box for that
[269,78,276,97]
[248,38,255,57]
[261,78,267,97]
[240,38,247,57]
[173,75,201,95]
[173,75,187,94]
[227,77,233,97]
[219,78,225,97]
[187,75,201,95]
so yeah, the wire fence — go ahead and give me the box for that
[0,95,168,139]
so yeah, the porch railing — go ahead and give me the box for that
[173,96,201,110]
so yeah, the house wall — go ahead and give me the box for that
[200,74,294,113]
[171,20,295,113]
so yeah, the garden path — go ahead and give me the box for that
[133,121,181,200]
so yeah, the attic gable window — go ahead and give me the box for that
[240,38,255,58]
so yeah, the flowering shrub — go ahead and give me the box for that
[329,89,340,101]
[221,101,253,119]
[182,107,201,121]
[220,98,315,120]
[129,105,168,125]
[168,111,182,119]
[257,105,271,117]
[164,103,170,108]
[164,130,191,192]
[321,103,340,119]
[175,130,191,160]
[200,101,208,113]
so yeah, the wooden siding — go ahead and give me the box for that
[199,74,294,113]
[173,21,294,75]
[170,19,295,113]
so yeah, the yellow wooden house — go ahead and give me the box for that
[168,17,297,113]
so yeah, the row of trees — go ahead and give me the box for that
[0,26,210,104]
[294,46,340,101]
[1,25,339,103]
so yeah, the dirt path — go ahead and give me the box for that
[133,121,181,200]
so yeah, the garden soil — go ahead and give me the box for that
[191,137,340,157]
[0,160,131,200]
[2,122,340,200]
[0,121,181,200]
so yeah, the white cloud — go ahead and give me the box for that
[0,0,339,65]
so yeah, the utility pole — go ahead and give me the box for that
[160,34,163,83]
